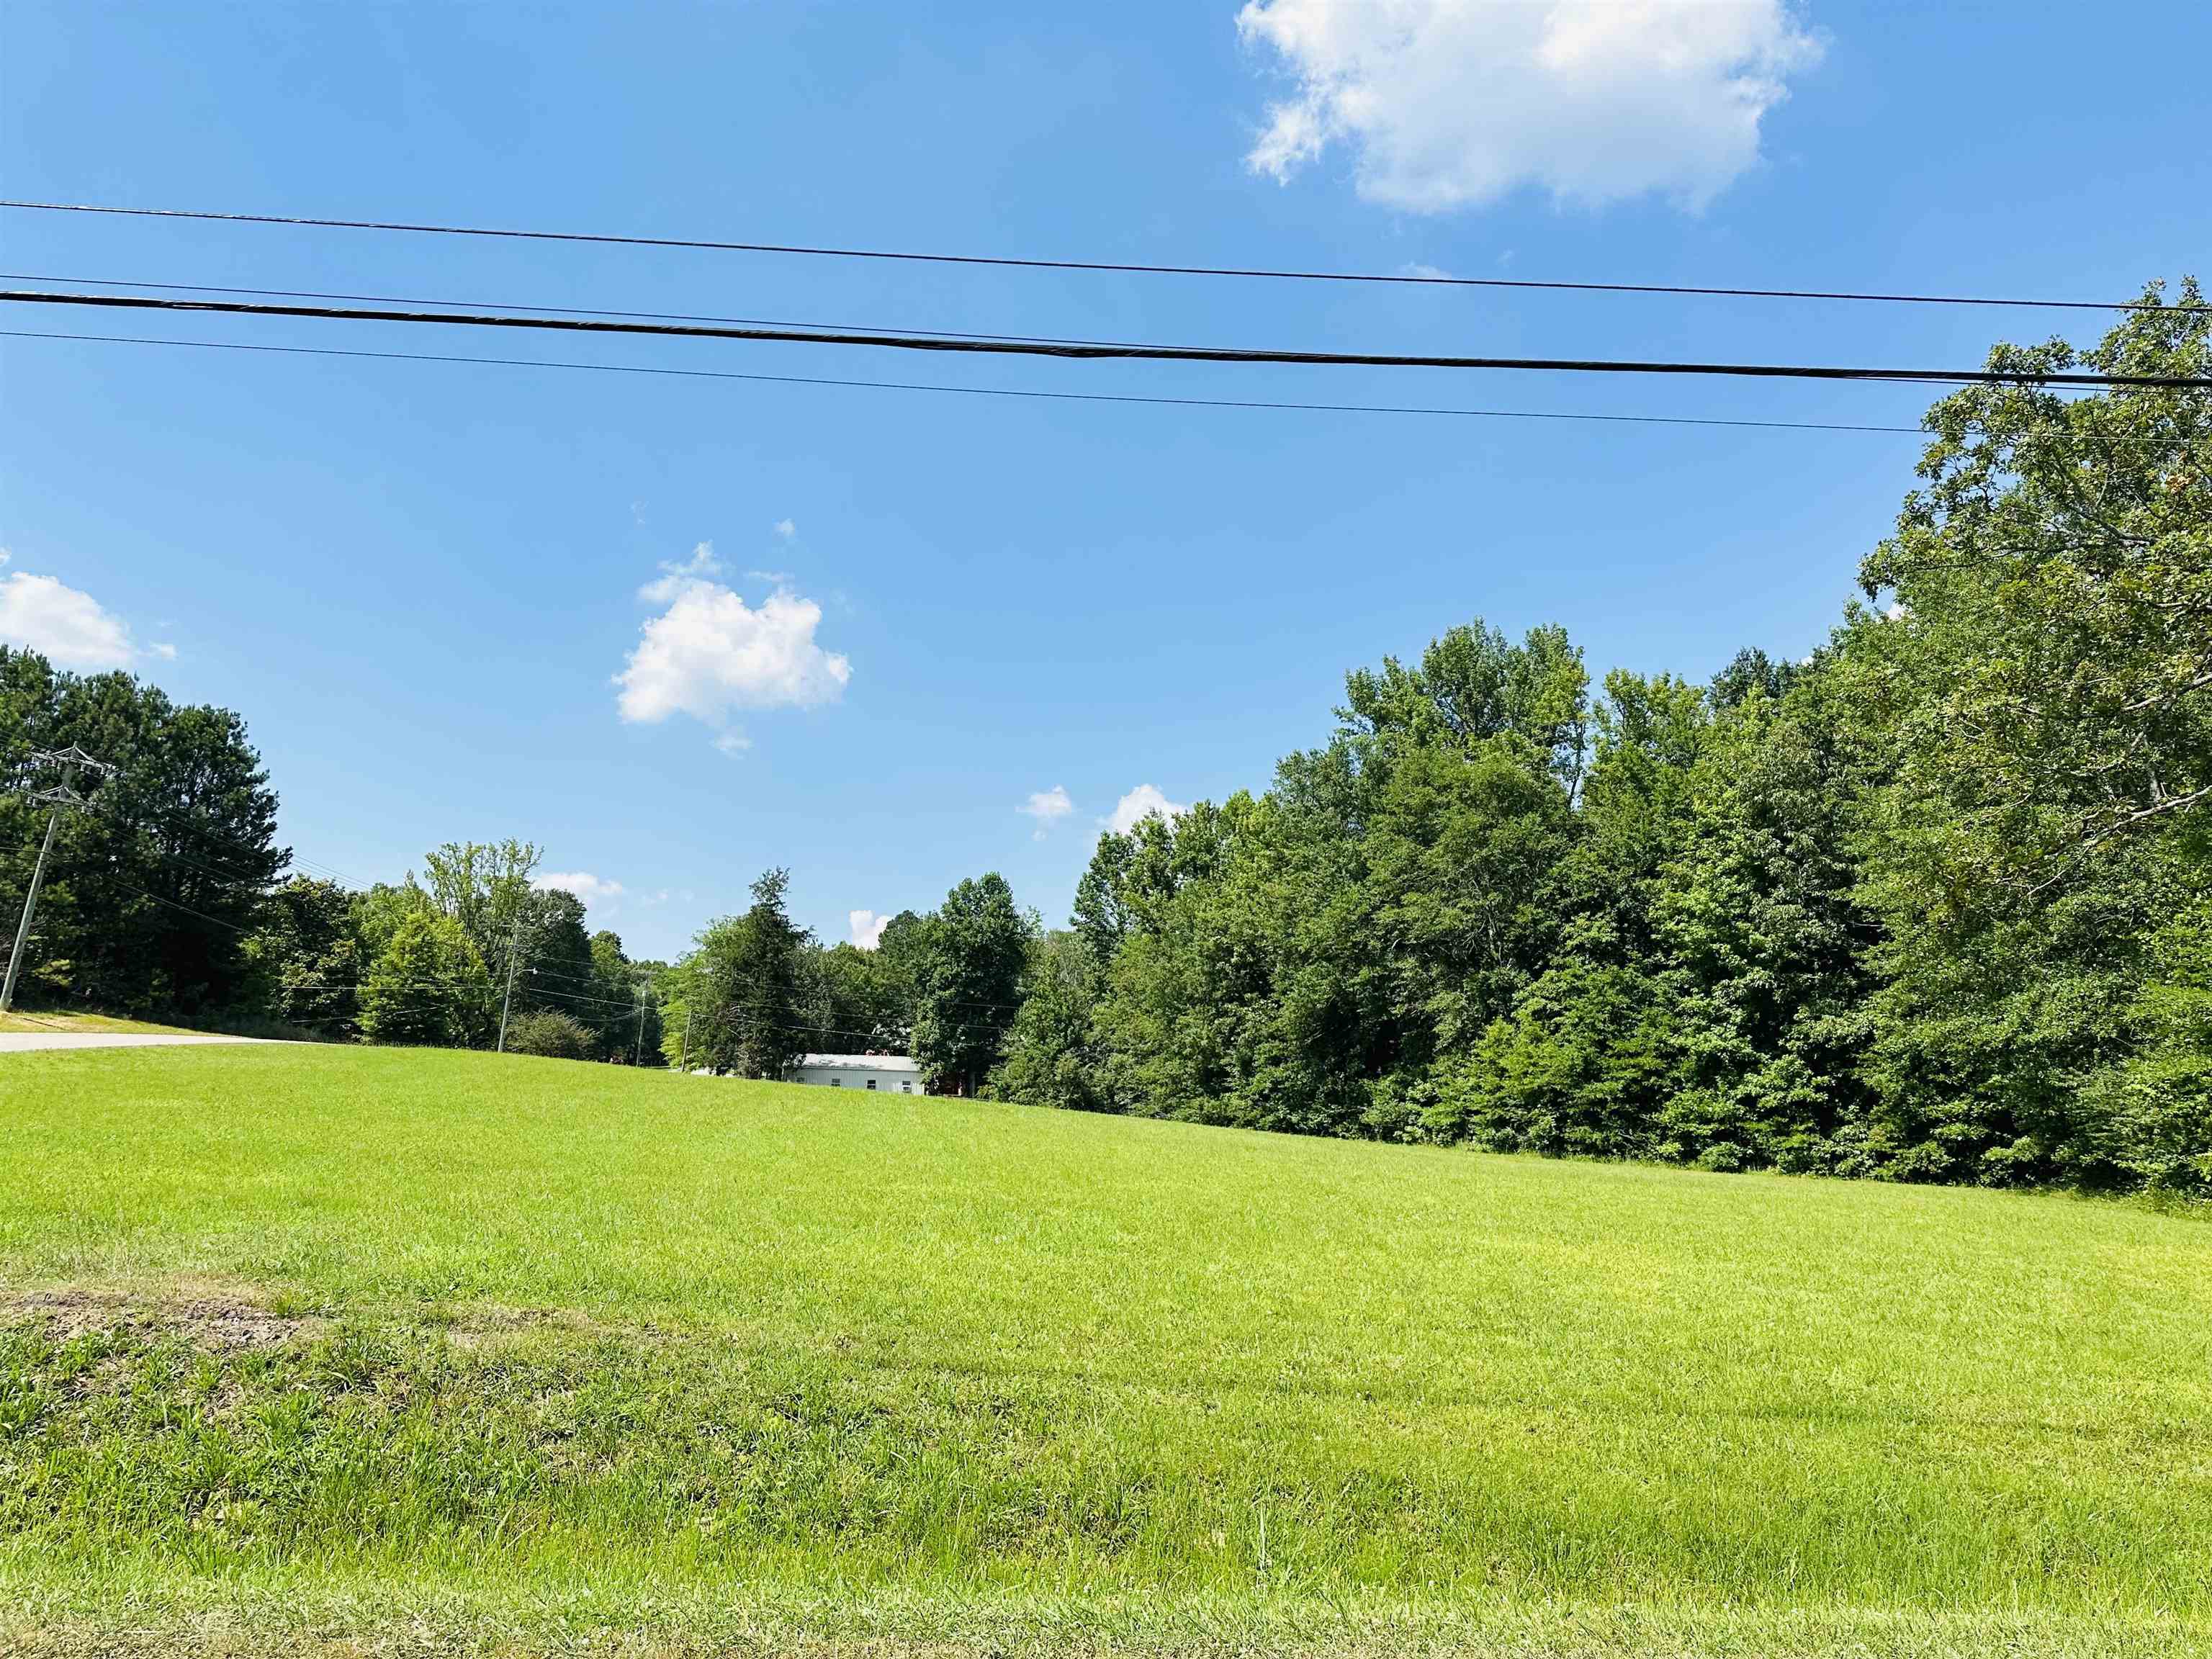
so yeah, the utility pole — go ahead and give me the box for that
[633,981,647,1066]
[495,901,530,1053]
[678,1000,693,1074]
[2,745,115,1015]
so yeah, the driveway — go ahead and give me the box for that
[0,1033,278,1053]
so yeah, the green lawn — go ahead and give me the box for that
[1,1045,2207,1656]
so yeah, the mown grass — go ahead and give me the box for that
[1,1044,2207,1655]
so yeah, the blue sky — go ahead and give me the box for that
[2,1,2206,961]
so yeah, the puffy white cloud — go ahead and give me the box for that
[1020,784,1075,837]
[0,557,143,670]
[850,909,891,950]
[774,518,797,539]
[1237,0,1822,212]
[616,547,850,752]
[536,871,625,909]
[1105,783,1187,835]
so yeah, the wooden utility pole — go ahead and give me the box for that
[495,902,530,1053]
[1,746,114,1015]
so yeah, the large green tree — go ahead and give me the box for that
[683,869,809,1078]
[421,839,541,979]
[912,873,1033,1096]
[358,911,494,1048]
[1650,673,1882,1174]
[2,649,287,1016]
[988,930,1110,1113]
[247,876,364,1038]
[1843,282,2211,1186]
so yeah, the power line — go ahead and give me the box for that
[24,328,2201,454]
[104,878,262,937]
[0,269,1184,351]
[73,796,300,891]
[688,1000,924,1053]
[94,884,661,1017]
[13,289,2199,387]
[1,326,1947,435]
[4,198,2199,315]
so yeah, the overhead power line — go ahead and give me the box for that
[0,269,1177,351]
[3,198,2200,315]
[15,330,2192,456]
[1,327,1949,436]
[24,328,2198,453]
[7,289,2202,388]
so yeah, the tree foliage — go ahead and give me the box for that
[3,649,287,1017]
[359,911,493,1048]
[681,869,809,1078]
[912,873,1033,1096]
[979,289,2209,1197]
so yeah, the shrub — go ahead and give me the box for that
[504,1009,594,1061]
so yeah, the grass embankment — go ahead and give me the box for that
[0,1046,2206,1656]
[0,1010,202,1036]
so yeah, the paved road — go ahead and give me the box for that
[0,1032,276,1053]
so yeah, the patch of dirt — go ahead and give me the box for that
[1,1286,321,1351]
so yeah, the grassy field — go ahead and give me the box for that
[1,1045,2207,1656]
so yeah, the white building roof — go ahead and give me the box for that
[794,1053,920,1072]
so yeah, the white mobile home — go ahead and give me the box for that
[787,1052,922,1093]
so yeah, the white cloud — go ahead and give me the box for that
[639,541,726,605]
[1020,784,1076,838]
[0,559,144,671]
[774,518,797,539]
[746,569,795,585]
[1397,261,1454,280]
[616,547,851,752]
[850,909,891,950]
[536,871,626,909]
[148,642,178,661]
[1236,0,1822,212]
[1105,783,1187,835]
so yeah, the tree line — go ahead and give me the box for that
[0,679,667,1064]
[6,287,2204,1195]
[974,287,2209,1196]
